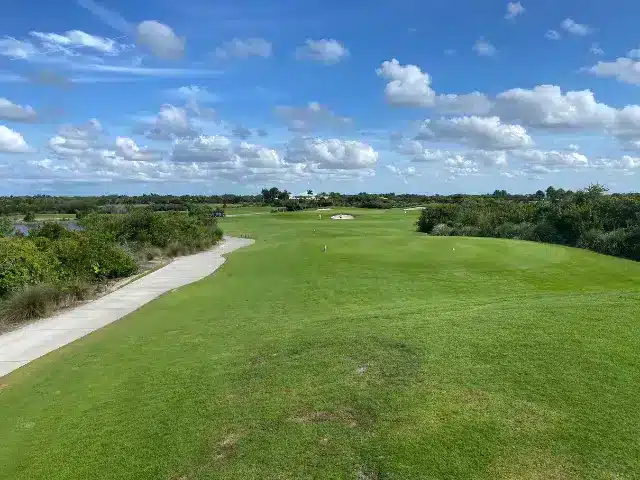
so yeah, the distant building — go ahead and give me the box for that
[289,192,329,200]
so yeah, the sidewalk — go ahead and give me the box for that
[0,236,254,377]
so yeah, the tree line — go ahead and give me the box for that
[2,187,639,216]
[416,185,640,261]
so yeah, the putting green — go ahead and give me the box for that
[1,209,639,479]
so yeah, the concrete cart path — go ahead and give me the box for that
[0,236,254,378]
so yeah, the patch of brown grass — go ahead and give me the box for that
[213,431,245,461]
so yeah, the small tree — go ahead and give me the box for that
[23,211,36,222]
[0,216,13,237]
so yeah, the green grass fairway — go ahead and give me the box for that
[1,210,639,479]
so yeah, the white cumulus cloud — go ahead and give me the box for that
[561,18,593,36]
[295,39,349,65]
[377,59,435,107]
[136,20,184,60]
[285,137,378,170]
[492,85,617,129]
[417,116,533,150]
[115,137,162,161]
[0,98,37,122]
[587,57,640,85]
[0,125,32,153]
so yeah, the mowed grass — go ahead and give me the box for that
[1,209,639,479]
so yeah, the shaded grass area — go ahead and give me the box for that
[1,210,639,479]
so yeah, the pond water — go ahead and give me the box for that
[12,221,84,236]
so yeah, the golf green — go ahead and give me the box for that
[1,209,639,479]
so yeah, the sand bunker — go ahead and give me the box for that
[317,208,333,211]
[404,207,426,211]
[331,214,354,220]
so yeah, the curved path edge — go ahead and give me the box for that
[0,236,254,378]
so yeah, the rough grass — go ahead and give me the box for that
[1,209,639,479]
[0,280,96,329]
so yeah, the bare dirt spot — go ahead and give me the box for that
[0,383,8,390]
[292,409,358,428]
[331,214,354,220]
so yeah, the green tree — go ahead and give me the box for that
[261,187,281,204]
[0,216,13,237]
[23,211,36,222]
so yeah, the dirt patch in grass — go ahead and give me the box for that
[356,466,382,479]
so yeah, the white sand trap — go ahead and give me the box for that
[331,214,354,220]
[317,208,333,211]
[404,206,426,211]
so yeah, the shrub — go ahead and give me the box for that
[530,221,563,244]
[578,227,640,261]
[166,242,190,258]
[431,223,454,236]
[0,284,65,325]
[0,237,60,297]
[23,211,36,222]
[61,279,95,301]
[452,225,482,237]
[0,216,12,237]
[416,204,458,233]
[52,232,138,282]
[30,221,69,241]
[136,245,163,262]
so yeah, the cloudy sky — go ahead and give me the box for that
[1,0,639,195]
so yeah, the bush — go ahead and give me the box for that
[452,225,482,237]
[578,226,640,261]
[416,204,458,233]
[0,284,65,325]
[0,237,60,297]
[61,279,95,301]
[166,242,191,258]
[431,223,454,236]
[52,232,138,282]
[30,221,69,241]
[80,209,223,253]
[0,216,12,237]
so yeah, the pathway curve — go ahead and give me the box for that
[0,236,254,377]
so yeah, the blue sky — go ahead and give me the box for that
[1,0,639,195]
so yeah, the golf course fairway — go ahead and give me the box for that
[1,209,639,479]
